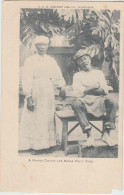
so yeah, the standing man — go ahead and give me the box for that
[19,35,65,155]
[71,49,118,146]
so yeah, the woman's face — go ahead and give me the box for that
[77,55,92,71]
[35,42,49,55]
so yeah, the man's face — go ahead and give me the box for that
[35,42,49,55]
[77,55,92,71]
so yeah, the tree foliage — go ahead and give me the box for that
[20,9,120,58]
[20,9,120,90]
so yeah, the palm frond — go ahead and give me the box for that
[94,11,110,28]
[104,35,111,48]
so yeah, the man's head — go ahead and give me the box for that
[34,35,50,55]
[74,49,92,72]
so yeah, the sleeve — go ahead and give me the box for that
[73,73,85,93]
[22,58,33,98]
[51,58,66,87]
[98,71,108,94]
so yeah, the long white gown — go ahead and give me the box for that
[19,54,65,150]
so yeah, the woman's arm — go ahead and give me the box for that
[22,57,34,111]
[22,58,33,98]
[51,58,66,88]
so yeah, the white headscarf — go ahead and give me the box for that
[34,35,50,45]
[31,35,50,54]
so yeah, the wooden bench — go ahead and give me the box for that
[55,110,106,156]
[55,93,118,156]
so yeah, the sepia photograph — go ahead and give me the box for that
[1,1,123,193]
[18,8,120,157]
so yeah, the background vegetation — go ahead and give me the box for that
[20,9,120,91]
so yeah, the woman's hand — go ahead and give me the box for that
[27,96,34,111]
[59,87,66,100]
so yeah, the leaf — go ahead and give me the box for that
[104,35,111,48]
[99,20,106,28]
[106,10,112,18]
[92,28,99,35]
[78,10,83,21]
[22,26,31,36]
[90,27,98,31]
[22,34,30,45]
[90,48,96,57]
[98,29,102,37]
[111,35,116,48]
[40,22,48,33]
[76,11,78,20]
[104,27,109,39]
[47,23,61,35]
[114,40,120,53]
[87,44,100,57]
[112,23,119,29]
[95,11,110,28]
[101,29,105,40]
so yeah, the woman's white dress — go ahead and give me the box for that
[19,54,65,150]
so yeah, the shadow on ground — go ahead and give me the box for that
[19,143,118,158]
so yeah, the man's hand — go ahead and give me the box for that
[84,82,102,95]
[27,96,34,111]
[91,88,105,96]
[84,88,105,96]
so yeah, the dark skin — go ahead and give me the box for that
[84,87,105,96]
[35,42,49,55]
[27,97,34,111]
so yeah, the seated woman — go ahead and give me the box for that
[68,49,118,147]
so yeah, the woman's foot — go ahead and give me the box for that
[18,149,32,153]
[31,150,39,155]
[31,148,51,155]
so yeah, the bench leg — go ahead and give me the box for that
[61,120,68,155]
[78,144,82,157]
[61,126,64,151]
[102,120,106,136]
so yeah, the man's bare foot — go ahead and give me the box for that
[104,122,116,130]
[102,133,115,146]
[84,137,96,147]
